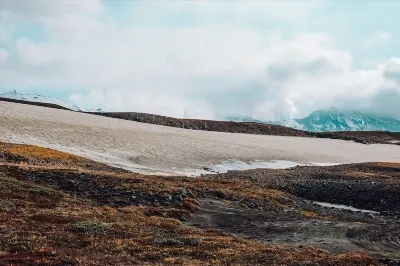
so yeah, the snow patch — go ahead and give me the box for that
[176,160,308,176]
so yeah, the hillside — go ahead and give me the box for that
[2,101,400,177]
[90,112,309,137]
[93,112,400,145]
[0,96,399,146]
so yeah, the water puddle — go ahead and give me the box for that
[313,201,380,214]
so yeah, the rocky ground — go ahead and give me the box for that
[1,142,399,265]
[1,97,399,145]
[311,131,400,145]
[203,163,400,213]
[197,164,400,262]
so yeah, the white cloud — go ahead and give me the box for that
[0,0,102,18]
[0,11,16,43]
[0,48,8,62]
[127,0,322,25]
[70,89,215,119]
[383,57,400,86]
[364,32,392,48]
[0,1,399,120]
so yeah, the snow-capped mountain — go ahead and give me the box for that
[224,116,265,124]
[226,109,400,132]
[0,91,84,111]
[293,109,400,132]
[87,108,106,113]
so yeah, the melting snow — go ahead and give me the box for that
[313,201,379,214]
[176,160,341,176]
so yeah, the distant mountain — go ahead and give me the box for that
[294,109,400,132]
[0,91,84,111]
[87,107,106,113]
[226,109,400,132]
[224,116,266,124]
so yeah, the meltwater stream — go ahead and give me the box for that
[313,201,380,214]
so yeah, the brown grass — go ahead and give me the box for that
[368,162,400,169]
[0,142,125,172]
[0,142,378,265]
[300,210,319,218]
[1,143,78,160]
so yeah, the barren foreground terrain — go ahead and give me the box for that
[1,142,399,265]
[0,101,399,175]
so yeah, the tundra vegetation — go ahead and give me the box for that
[1,142,398,265]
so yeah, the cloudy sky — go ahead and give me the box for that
[0,0,399,120]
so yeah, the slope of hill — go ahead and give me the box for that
[1,101,400,177]
[90,112,309,137]
[1,95,399,145]
[2,91,399,133]
[91,112,400,145]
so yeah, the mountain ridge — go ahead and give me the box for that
[294,109,400,132]
[228,109,400,133]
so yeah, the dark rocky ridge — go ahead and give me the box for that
[0,97,71,110]
[89,111,309,137]
[313,131,400,145]
[90,112,400,145]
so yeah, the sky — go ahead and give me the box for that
[0,0,399,120]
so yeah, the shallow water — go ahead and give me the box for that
[313,201,380,214]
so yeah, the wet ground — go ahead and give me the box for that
[187,199,400,261]
[191,163,400,263]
